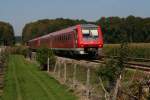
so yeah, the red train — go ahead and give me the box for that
[28,24,103,57]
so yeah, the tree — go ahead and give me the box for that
[97,35,129,99]
[0,21,15,45]
[36,48,56,70]
[96,15,150,43]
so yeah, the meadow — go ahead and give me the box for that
[2,55,77,100]
[103,43,150,59]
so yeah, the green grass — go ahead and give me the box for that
[2,55,77,100]
[103,43,150,59]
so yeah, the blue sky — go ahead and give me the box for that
[0,0,150,36]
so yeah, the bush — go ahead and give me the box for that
[0,47,10,67]
[11,46,30,57]
[97,42,128,93]
[36,48,56,70]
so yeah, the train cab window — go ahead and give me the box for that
[82,29,98,39]
[91,30,98,38]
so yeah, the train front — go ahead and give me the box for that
[77,24,103,57]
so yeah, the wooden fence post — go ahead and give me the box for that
[86,67,90,99]
[53,61,57,74]
[73,63,77,88]
[138,84,142,100]
[58,61,61,78]
[64,63,67,83]
[47,57,49,72]
[34,52,36,60]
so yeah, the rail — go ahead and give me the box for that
[56,56,150,72]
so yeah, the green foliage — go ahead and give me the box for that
[11,46,29,57]
[96,15,150,43]
[0,48,9,64]
[36,48,56,69]
[97,59,117,82]
[97,42,129,91]
[0,21,15,45]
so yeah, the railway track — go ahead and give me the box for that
[92,59,150,72]
[57,55,150,72]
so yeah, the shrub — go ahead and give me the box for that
[0,47,10,66]
[97,42,129,95]
[36,47,56,70]
[11,46,29,57]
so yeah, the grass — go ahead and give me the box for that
[103,43,150,59]
[2,55,77,100]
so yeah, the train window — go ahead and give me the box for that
[91,30,98,37]
[64,35,66,40]
[66,34,68,40]
[67,34,68,40]
[70,34,72,39]
[63,35,65,40]
[82,29,98,39]
[65,34,67,40]
[68,34,70,40]
[63,35,65,41]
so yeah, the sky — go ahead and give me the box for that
[0,0,150,36]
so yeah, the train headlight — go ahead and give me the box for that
[99,44,102,47]
[80,44,84,47]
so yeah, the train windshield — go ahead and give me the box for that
[82,29,98,40]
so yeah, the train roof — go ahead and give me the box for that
[46,24,98,35]
[28,24,98,42]
[81,24,98,28]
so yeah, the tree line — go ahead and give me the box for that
[97,15,150,43]
[21,16,149,43]
[0,21,15,45]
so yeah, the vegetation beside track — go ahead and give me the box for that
[103,43,150,59]
[52,56,150,99]
[2,55,77,100]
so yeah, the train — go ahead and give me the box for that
[28,24,104,57]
